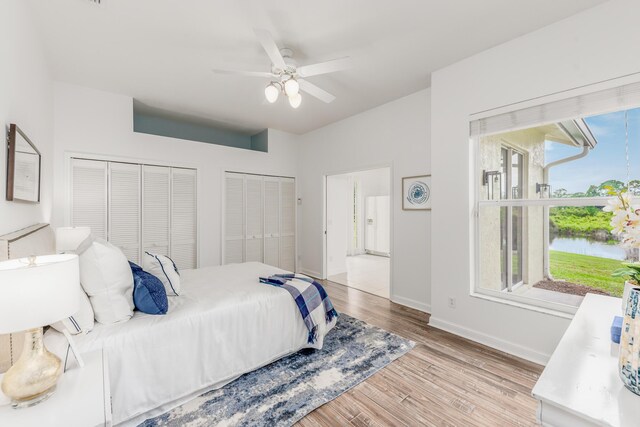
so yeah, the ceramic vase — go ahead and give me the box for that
[622,281,636,312]
[620,286,640,396]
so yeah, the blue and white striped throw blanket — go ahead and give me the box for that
[260,274,338,348]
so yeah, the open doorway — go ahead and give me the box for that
[325,167,391,298]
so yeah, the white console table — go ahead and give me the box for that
[532,294,640,426]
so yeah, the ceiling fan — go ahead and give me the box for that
[212,29,351,108]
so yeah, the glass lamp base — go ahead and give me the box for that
[1,328,62,408]
[11,385,56,409]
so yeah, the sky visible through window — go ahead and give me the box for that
[546,108,640,194]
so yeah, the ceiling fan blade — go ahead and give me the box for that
[212,69,274,78]
[297,57,352,78]
[254,29,287,70]
[299,79,336,103]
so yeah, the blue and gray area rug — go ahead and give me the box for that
[140,314,414,427]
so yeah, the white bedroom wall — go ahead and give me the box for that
[430,0,640,364]
[0,0,53,235]
[51,82,299,267]
[298,89,431,312]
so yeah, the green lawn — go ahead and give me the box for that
[549,250,625,297]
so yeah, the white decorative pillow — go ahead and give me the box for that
[51,288,95,335]
[143,252,180,296]
[79,238,134,324]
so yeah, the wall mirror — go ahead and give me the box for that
[6,124,41,203]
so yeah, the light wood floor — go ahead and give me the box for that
[297,280,544,427]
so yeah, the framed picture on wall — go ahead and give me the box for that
[6,124,41,203]
[402,175,431,210]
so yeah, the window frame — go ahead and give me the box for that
[468,77,640,317]
[472,134,625,316]
[499,144,527,292]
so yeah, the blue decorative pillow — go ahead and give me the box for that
[129,262,168,315]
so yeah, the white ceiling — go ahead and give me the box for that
[28,0,606,134]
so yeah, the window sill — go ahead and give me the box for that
[470,290,577,320]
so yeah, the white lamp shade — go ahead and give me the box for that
[264,83,279,103]
[289,93,302,108]
[56,227,91,253]
[284,78,299,97]
[0,254,80,333]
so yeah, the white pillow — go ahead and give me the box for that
[143,252,180,296]
[79,238,134,324]
[50,288,95,335]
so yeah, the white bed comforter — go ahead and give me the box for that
[45,262,333,426]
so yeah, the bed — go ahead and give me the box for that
[0,224,335,425]
[42,261,334,426]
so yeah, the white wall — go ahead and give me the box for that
[326,175,350,276]
[430,0,640,364]
[357,167,390,199]
[298,90,431,312]
[0,0,53,235]
[51,83,299,268]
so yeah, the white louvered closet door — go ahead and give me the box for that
[263,177,280,267]
[225,173,245,264]
[142,165,171,257]
[71,159,108,240]
[279,177,296,272]
[245,175,264,262]
[171,168,197,270]
[109,162,141,263]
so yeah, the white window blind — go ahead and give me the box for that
[224,173,245,264]
[143,165,171,257]
[470,80,640,137]
[109,162,141,263]
[171,168,197,270]
[245,175,264,262]
[263,177,281,267]
[71,159,108,240]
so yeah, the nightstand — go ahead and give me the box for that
[0,349,111,427]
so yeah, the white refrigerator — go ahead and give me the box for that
[365,195,390,256]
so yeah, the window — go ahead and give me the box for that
[472,81,640,313]
[497,146,525,290]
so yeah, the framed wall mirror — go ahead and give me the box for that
[6,124,41,203]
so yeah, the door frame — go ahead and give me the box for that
[323,163,394,299]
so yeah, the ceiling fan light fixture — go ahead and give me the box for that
[289,93,302,109]
[284,78,300,97]
[264,83,279,103]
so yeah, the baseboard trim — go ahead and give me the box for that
[428,316,550,366]
[391,295,431,314]
[298,268,323,280]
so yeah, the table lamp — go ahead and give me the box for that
[55,226,91,253]
[0,254,80,408]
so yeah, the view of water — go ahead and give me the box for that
[550,236,627,260]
